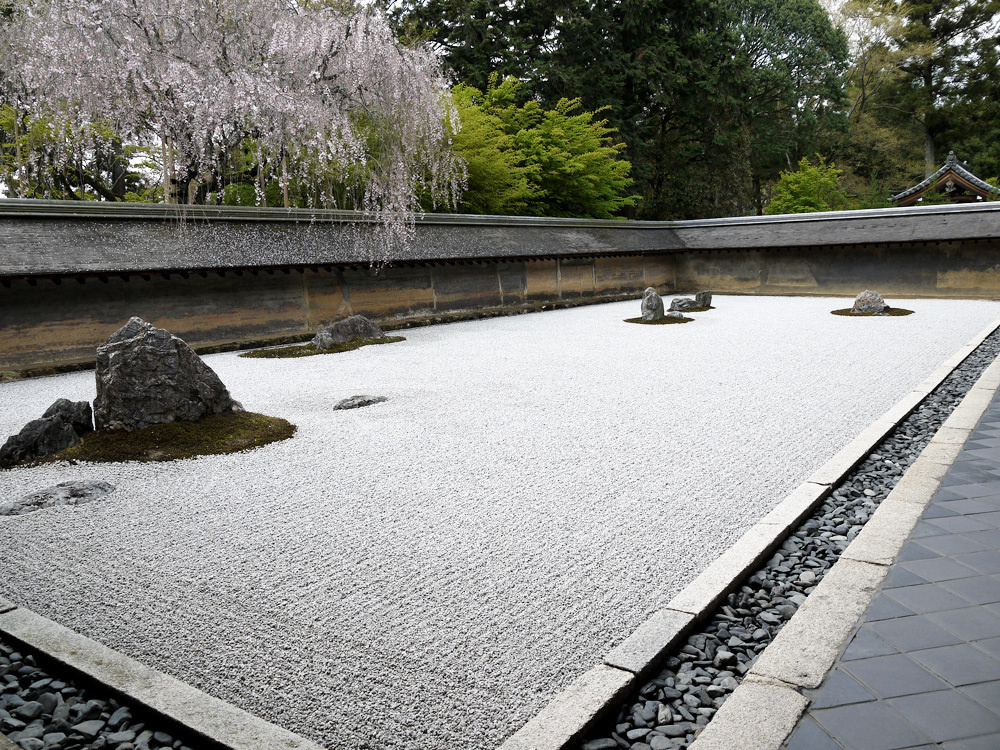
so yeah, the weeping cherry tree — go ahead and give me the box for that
[0,0,463,259]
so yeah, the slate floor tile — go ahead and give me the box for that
[900,557,980,582]
[882,566,929,589]
[944,482,1000,499]
[925,516,995,534]
[954,550,1000,575]
[924,504,961,519]
[867,593,917,621]
[941,575,1000,605]
[972,637,1000,661]
[887,690,1000,743]
[784,715,844,750]
[940,734,1000,749]
[868,615,963,651]
[810,669,878,709]
[841,627,899,661]
[911,533,987,556]
[963,529,1000,548]
[936,499,1000,515]
[884,583,973,614]
[811,702,931,750]
[935,488,971,502]
[896,542,941,562]
[910,521,950,539]
[911,643,1000,686]
[845,653,949,698]
[973,511,1000,528]
[927,607,1000,640]
[959,680,1000,716]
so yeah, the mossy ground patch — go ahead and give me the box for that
[47,411,295,464]
[831,308,914,317]
[239,335,405,359]
[624,316,694,325]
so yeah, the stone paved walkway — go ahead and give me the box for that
[784,395,1000,749]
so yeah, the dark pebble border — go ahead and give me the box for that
[0,637,208,750]
[581,327,1000,750]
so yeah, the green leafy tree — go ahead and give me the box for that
[448,77,638,218]
[764,156,851,214]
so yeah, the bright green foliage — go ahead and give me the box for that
[449,77,638,218]
[447,82,536,215]
[764,157,852,214]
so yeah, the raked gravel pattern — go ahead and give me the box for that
[1,295,999,750]
[582,322,1000,750]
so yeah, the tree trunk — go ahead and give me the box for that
[111,137,127,200]
[924,124,936,178]
[13,103,24,198]
[282,154,289,208]
[752,174,763,216]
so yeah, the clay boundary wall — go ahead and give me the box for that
[1,200,999,376]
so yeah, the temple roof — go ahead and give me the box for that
[890,151,1000,205]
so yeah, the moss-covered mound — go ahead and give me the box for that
[831,308,914,317]
[679,305,714,313]
[239,335,405,359]
[624,316,694,325]
[48,411,295,464]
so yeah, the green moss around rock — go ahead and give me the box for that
[239,335,405,359]
[48,411,295,464]
[831,308,914,317]
[624,316,694,325]
[680,305,714,313]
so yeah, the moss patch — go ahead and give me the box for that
[239,335,405,359]
[624,316,694,325]
[678,305,714,313]
[46,411,295,464]
[831,308,914,317]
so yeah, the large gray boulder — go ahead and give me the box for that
[641,288,664,321]
[94,317,241,431]
[312,315,385,350]
[0,399,93,469]
[852,290,888,314]
[695,291,713,308]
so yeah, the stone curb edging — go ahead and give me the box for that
[0,601,325,750]
[687,326,1000,750]
[499,316,1000,750]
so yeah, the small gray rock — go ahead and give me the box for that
[333,395,388,411]
[581,740,618,750]
[665,311,686,320]
[641,287,665,321]
[71,719,105,738]
[851,290,888,314]
[312,315,385,350]
[12,701,43,721]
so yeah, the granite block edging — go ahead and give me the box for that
[687,321,1000,750]
[500,316,1000,750]
[0,606,326,750]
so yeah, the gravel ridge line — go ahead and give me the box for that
[570,321,1000,750]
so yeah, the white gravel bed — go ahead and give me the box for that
[0,295,997,749]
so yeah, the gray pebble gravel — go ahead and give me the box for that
[0,639,200,750]
[582,326,1000,749]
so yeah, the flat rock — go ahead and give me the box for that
[0,480,116,516]
[312,315,385,350]
[333,395,388,411]
[641,287,665,321]
[94,317,241,431]
[670,297,698,312]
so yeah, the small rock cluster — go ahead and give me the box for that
[0,400,93,469]
[851,290,889,314]
[669,292,713,313]
[583,325,1000,750]
[0,318,242,469]
[639,290,712,322]
[312,315,385,350]
[0,640,195,750]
